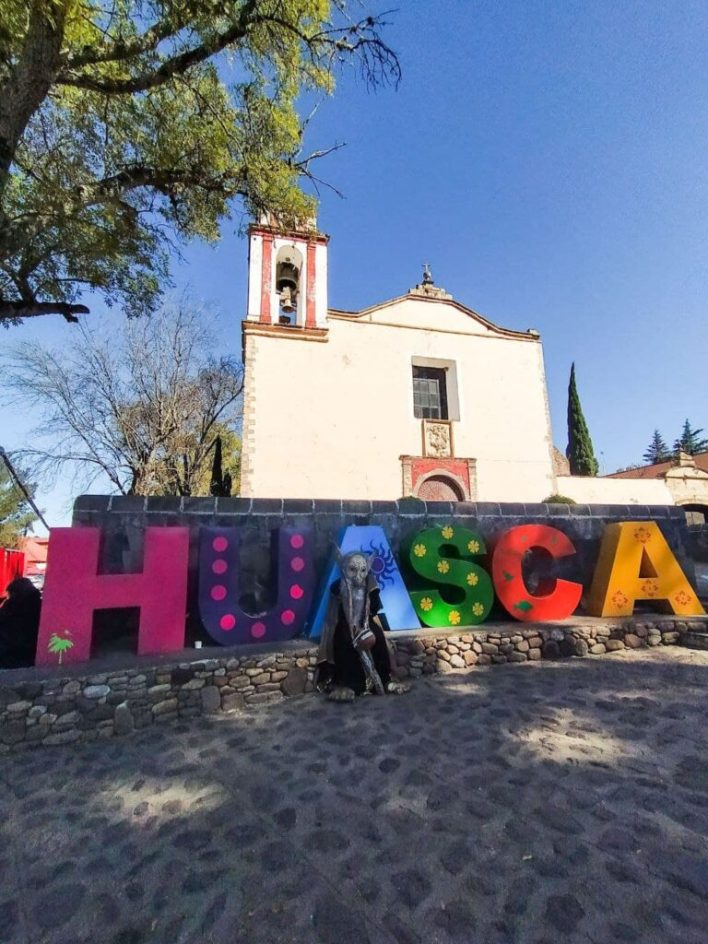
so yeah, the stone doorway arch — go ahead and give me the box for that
[416,474,465,502]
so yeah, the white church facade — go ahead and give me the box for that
[240,220,673,506]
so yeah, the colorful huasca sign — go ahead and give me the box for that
[35,519,704,666]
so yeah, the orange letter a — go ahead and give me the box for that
[587,521,705,618]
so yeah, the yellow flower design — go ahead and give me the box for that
[448,610,461,625]
[441,525,454,540]
[467,539,480,554]
[413,543,427,558]
[420,597,433,612]
[466,572,479,586]
[472,602,485,617]
[437,560,450,574]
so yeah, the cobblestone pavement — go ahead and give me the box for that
[2,647,708,944]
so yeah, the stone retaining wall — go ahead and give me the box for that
[0,618,701,753]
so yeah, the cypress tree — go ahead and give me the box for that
[643,429,671,464]
[566,363,599,476]
[210,436,231,497]
[672,419,708,456]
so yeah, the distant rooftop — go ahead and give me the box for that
[607,451,708,479]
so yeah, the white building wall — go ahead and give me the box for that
[556,475,673,505]
[242,296,556,501]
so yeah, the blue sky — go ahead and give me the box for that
[3,0,708,529]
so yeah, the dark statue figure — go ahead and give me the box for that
[315,550,410,702]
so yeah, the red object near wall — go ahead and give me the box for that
[492,524,583,621]
[36,527,190,666]
[0,549,25,599]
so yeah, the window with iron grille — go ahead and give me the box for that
[412,366,448,419]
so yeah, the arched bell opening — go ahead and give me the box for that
[274,245,304,325]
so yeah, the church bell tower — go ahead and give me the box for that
[245,217,329,329]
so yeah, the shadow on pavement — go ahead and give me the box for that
[1,648,708,944]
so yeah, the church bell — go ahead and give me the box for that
[276,259,299,314]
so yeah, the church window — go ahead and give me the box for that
[412,366,448,419]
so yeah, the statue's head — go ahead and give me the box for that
[336,550,375,590]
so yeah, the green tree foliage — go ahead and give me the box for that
[0,458,35,547]
[673,419,708,456]
[643,429,671,464]
[0,1,398,324]
[566,362,599,477]
[2,301,243,496]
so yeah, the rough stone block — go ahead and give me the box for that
[201,686,221,713]
[152,699,179,716]
[281,668,307,696]
[53,711,80,727]
[245,691,284,706]
[44,729,82,745]
[573,639,589,657]
[83,685,111,700]
[221,693,245,711]
[6,701,32,713]
[114,703,134,735]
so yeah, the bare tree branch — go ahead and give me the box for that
[1,301,243,496]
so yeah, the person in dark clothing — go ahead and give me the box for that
[0,577,41,669]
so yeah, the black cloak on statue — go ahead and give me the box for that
[315,575,396,695]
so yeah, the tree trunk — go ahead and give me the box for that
[0,1,67,205]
